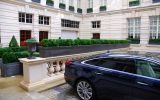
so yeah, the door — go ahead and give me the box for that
[131,59,160,100]
[61,30,77,39]
[39,31,48,41]
[92,33,100,39]
[20,30,31,46]
[86,57,136,100]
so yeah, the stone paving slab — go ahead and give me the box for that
[40,84,79,100]
[0,86,50,100]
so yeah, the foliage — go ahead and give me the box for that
[46,0,54,3]
[9,36,19,47]
[41,39,129,47]
[149,39,160,44]
[2,52,18,64]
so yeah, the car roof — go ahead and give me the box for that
[98,53,160,64]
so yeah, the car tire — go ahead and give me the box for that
[76,79,95,100]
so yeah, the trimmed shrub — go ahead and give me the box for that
[2,52,18,64]
[41,39,129,47]
[0,48,12,58]
[9,36,19,47]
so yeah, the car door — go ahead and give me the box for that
[131,59,160,100]
[93,57,136,100]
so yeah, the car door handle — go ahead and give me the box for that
[95,72,103,75]
[137,81,149,86]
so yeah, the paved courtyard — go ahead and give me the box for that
[0,74,79,100]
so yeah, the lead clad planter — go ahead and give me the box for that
[39,44,129,58]
[1,62,23,77]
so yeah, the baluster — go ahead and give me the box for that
[61,60,66,73]
[47,62,55,76]
[55,60,61,74]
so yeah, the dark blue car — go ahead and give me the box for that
[64,53,160,100]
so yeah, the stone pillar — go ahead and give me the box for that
[54,0,60,9]
[140,15,150,45]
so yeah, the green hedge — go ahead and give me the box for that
[0,47,27,58]
[149,39,160,44]
[41,39,129,47]
[2,51,39,64]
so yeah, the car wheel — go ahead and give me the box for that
[76,79,95,100]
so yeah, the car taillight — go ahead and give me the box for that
[65,60,73,65]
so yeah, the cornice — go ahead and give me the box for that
[1,0,160,19]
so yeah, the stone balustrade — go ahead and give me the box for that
[19,48,129,91]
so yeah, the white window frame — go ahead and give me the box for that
[60,0,65,3]
[127,17,141,39]
[77,0,81,8]
[88,0,93,8]
[69,0,74,6]
[150,16,160,39]
[100,0,106,6]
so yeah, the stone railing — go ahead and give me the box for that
[19,48,129,91]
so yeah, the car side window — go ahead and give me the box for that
[96,58,136,74]
[85,58,100,65]
[135,60,160,79]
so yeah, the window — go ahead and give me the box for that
[100,0,106,6]
[153,0,160,3]
[88,0,93,8]
[39,16,50,25]
[60,0,65,3]
[93,33,100,39]
[85,58,136,73]
[135,60,160,79]
[149,16,160,39]
[61,19,79,28]
[77,0,81,8]
[69,0,74,6]
[39,31,48,41]
[128,18,141,39]
[92,21,101,28]
[19,12,32,23]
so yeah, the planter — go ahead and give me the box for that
[69,6,74,12]
[1,62,23,77]
[87,8,93,13]
[39,44,130,57]
[0,58,2,69]
[46,2,54,6]
[129,0,140,7]
[77,8,82,13]
[59,3,66,9]
[32,0,40,3]
[100,6,106,11]
[153,0,160,3]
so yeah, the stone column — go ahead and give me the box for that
[140,15,150,45]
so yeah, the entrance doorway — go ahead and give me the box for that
[20,30,31,46]
[92,33,100,39]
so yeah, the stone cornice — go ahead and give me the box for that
[1,0,160,19]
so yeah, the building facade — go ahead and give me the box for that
[0,0,160,47]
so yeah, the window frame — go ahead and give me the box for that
[19,12,33,23]
[92,21,101,28]
[39,15,50,25]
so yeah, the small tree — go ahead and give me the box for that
[9,35,19,47]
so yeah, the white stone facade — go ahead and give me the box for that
[0,0,160,47]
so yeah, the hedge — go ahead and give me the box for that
[0,47,27,58]
[41,39,129,47]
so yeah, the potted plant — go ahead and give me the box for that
[39,39,130,57]
[46,0,54,6]
[87,8,93,13]
[69,6,74,11]
[77,8,82,13]
[26,38,37,59]
[100,6,106,11]
[59,3,66,9]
